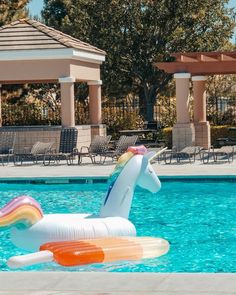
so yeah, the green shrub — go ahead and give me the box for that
[162,127,172,148]
[160,125,234,148]
[103,107,144,139]
[210,125,232,146]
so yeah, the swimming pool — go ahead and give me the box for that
[0,177,236,272]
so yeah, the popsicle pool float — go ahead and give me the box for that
[0,146,169,268]
[8,237,169,268]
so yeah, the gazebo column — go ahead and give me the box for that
[88,80,105,137]
[88,80,102,124]
[59,77,75,127]
[0,84,2,127]
[172,73,195,150]
[192,76,210,149]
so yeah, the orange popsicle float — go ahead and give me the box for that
[7,237,169,268]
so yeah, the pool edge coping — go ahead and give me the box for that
[0,272,236,294]
[0,174,235,184]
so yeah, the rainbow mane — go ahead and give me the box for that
[111,145,147,180]
[0,196,43,230]
[103,146,147,205]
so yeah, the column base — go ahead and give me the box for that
[172,123,195,150]
[91,124,107,138]
[194,121,211,149]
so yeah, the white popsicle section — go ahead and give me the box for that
[7,250,54,269]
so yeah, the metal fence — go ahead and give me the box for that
[2,97,236,127]
[206,97,236,125]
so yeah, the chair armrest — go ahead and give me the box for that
[46,147,57,154]
[23,147,31,154]
[72,148,79,154]
[43,148,53,154]
[80,146,89,153]
[8,149,14,155]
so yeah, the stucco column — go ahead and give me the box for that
[88,80,102,125]
[192,76,207,123]
[192,76,210,148]
[59,77,75,127]
[172,73,195,150]
[0,84,2,127]
[174,73,191,123]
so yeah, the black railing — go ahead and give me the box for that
[2,97,235,127]
[207,97,236,125]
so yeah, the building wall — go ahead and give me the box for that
[0,59,101,84]
[0,125,94,153]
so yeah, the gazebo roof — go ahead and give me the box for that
[0,18,105,55]
[155,51,236,75]
[0,19,105,84]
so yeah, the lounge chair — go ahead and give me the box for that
[202,145,235,163]
[78,135,112,164]
[102,135,138,162]
[14,141,54,165]
[43,127,78,165]
[0,131,16,165]
[164,146,203,163]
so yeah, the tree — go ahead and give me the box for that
[0,0,30,115]
[206,74,236,125]
[42,0,235,121]
[0,0,30,26]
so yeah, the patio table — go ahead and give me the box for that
[119,129,158,142]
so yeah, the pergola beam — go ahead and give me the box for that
[155,60,236,75]
[155,50,236,149]
[156,51,236,74]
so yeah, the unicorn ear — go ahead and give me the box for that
[143,151,157,163]
[141,151,156,171]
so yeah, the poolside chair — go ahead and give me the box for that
[14,141,54,165]
[202,145,235,163]
[44,127,78,165]
[164,146,203,163]
[78,135,112,164]
[0,131,16,165]
[102,135,138,162]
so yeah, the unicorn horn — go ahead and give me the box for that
[146,147,168,162]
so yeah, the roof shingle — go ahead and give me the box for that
[0,19,106,55]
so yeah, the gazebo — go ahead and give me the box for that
[155,51,236,149]
[0,19,106,151]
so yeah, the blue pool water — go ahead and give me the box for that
[0,178,236,272]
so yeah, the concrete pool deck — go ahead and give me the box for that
[0,160,235,294]
[0,158,235,179]
[1,272,236,294]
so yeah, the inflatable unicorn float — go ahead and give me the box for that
[0,146,169,268]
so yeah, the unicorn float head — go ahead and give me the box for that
[0,146,166,253]
[100,145,162,219]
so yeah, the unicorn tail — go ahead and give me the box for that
[0,196,43,230]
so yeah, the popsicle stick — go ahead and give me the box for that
[7,250,54,268]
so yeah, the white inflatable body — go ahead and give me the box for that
[2,147,164,252]
[11,214,136,251]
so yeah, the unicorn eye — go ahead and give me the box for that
[148,168,153,174]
